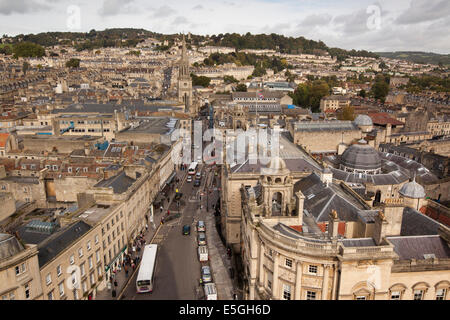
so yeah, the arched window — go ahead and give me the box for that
[389,283,407,300]
[272,192,282,216]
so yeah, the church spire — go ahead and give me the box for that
[181,33,187,63]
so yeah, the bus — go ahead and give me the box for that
[188,162,198,175]
[136,244,158,293]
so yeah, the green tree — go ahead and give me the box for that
[191,73,211,87]
[309,80,330,112]
[0,44,12,55]
[235,84,247,92]
[370,75,390,102]
[65,58,80,68]
[291,83,310,107]
[358,89,367,98]
[12,42,45,58]
[338,105,355,121]
[22,61,30,74]
[223,75,239,84]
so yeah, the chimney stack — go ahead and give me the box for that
[328,209,340,238]
[295,191,305,226]
[374,211,388,245]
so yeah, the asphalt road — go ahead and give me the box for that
[121,164,215,300]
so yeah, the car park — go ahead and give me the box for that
[201,266,212,283]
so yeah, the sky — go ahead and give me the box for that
[0,0,449,54]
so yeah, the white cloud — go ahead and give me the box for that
[396,0,450,25]
[0,0,49,15]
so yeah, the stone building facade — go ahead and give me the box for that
[239,158,450,300]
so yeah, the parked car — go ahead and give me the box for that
[196,172,202,179]
[182,225,191,235]
[201,266,212,283]
[194,179,201,187]
[198,232,206,245]
[198,245,208,262]
[197,220,205,232]
[187,176,192,183]
[203,283,217,300]
[174,192,183,201]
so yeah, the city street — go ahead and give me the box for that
[120,162,223,300]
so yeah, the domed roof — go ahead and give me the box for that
[399,179,426,199]
[268,156,287,171]
[340,142,381,171]
[354,114,373,126]
[261,156,289,175]
[0,233,25,262]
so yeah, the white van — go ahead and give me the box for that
[204,283,217,300]
[198,245,208,262]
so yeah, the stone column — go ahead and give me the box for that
[331,265,338,300]
[322,265,330,300]
[294,260,303,300]
[272,252,280,299]
[249,279,255,300]
[258,242,265,287]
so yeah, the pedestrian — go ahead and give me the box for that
[114,280,118,287]
[167,210,170,216]
[112,289,116,298]
[160,206,163,213]
[125,266,128,277]
[132,263,136,270]
[118,264,122,272]
[146,223,148,231]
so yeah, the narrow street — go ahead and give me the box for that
[120,161,226,300]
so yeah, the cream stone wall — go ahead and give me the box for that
[39,224,104,300]
[0,192,15,221]
[293,130,362,154]
[388,270,450,300]
[54,176,99,202]
[0,244,43,300]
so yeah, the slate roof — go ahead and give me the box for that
[52,103,182,115]
[294,172,368,222]
[400,207,442,236]
[341,238,377,247]
[387,235,450,260]
[293,120,359,132]
[37,221,92,267]
[0,233,25,262]
[94,171,136,194]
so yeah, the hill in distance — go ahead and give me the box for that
[376,51,450,66]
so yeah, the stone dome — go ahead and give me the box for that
[340,141,382,172]
[268,156,287,171]
[354,114,373,126]
[262,156,289,175]
[399,179,426,199]
[0,233,25,262]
